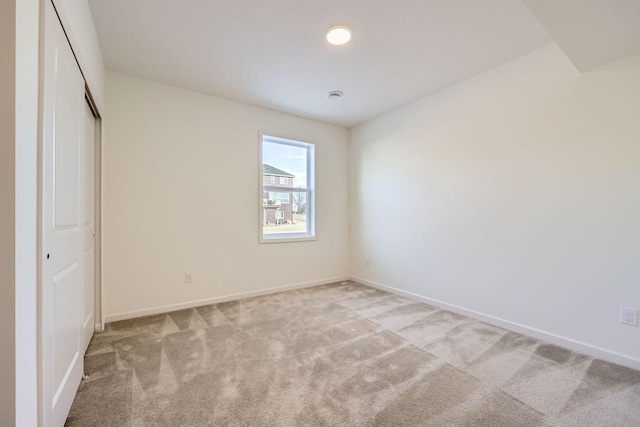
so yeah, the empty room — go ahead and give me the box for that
[3,0,640,426]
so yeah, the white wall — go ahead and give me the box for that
[350,45,640,368]
[15,0,39,425]
[104,72,350,319]
[1,1,39,425]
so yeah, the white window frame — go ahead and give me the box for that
[275,211,284,219]
[260,133,315,243]
[280,177,288,185]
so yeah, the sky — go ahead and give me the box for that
[263,141,307,187]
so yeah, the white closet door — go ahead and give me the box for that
[42,1,86,425]
[83,101,96,352]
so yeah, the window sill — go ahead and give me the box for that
[259,234,317,244]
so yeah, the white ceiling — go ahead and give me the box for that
[87,0,637,128]
[520,0,640,73]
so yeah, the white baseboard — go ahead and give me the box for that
[352,276,640,371]
[105,276,350,324]
[94,323,103,333]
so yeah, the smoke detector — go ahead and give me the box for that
[328,91,343,100]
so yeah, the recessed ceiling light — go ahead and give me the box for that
[326,26,352,46]
[328,91,343,100]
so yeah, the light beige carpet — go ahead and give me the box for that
[66,281,640,426]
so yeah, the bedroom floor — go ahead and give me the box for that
[66,281,640,426]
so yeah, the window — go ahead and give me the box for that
[260,134,315,242]
[267,192,290,204]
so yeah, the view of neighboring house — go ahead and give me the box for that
[262,164,294,224]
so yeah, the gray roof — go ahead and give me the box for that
[263,164,295,178]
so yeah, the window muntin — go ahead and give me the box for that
[260,134,315,242]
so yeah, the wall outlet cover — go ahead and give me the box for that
[620,307,638,326]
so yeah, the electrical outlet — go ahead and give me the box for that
[620,307,638,326]
[365,258,370,267]
[185,272,193,284]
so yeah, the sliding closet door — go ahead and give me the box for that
[83,101,96,352]
[41,1,86,425]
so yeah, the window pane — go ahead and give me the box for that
[263,189,307,234]
[263,141,308,189]
[290,190,308,215]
